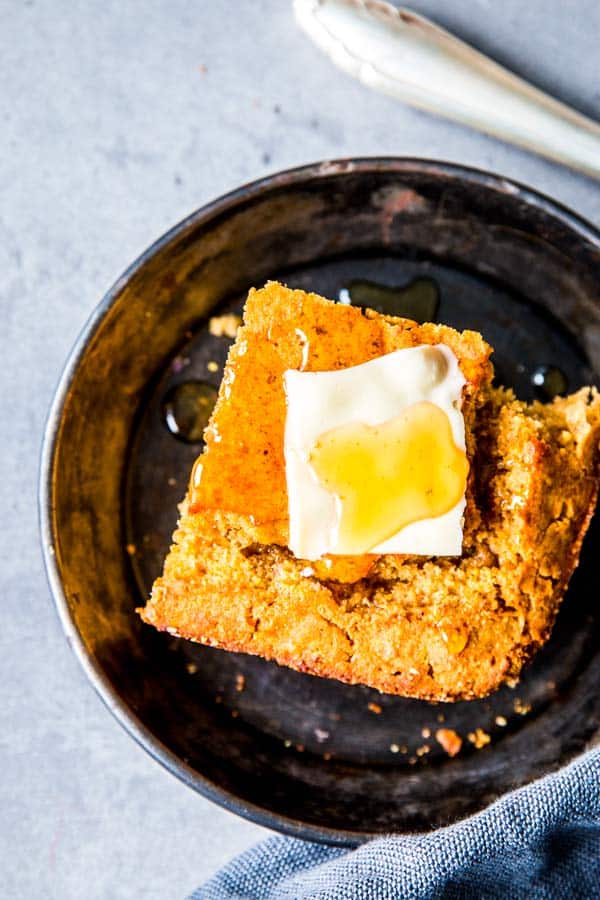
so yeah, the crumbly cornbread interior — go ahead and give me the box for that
[140,283,600,701]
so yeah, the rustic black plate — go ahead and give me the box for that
[41,159,600,844]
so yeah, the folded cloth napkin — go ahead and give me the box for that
[192,746,600,899]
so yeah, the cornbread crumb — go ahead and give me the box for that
[514,698,532,716]
[495,715,508,727]
[368,702,382,714]
[421,727,431,739]
[207,360,219,373]
[235,673,245,692]
[126,543,136,556]
[209,313,242,338]
[186,662,198,675]
[390,743,400,753]
[435,728,462,757]
[468,728,491,749]
[416,744,430,757]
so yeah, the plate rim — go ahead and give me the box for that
[39,157,600,846]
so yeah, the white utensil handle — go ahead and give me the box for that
[294,0,600,180]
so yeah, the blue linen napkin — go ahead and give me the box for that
[192,746,600,899]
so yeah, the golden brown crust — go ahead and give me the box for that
[190,281,492,537]
[139,285,600,701]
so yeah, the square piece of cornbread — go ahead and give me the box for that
[140,283,600,700]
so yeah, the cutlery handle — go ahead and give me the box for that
[294,0,600,180]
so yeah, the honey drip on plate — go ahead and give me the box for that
[339,277,440,323]
[531,365,568,400]
[162,381,217,443]
[309,402,468,554]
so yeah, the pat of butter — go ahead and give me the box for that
[283,344,467,560]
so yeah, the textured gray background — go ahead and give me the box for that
[2,1,600,897]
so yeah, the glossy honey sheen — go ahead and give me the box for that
[309,401,468,554]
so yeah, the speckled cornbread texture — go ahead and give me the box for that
[140,284,600,701]
[190,282,493,521]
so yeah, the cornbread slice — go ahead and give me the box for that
[140,283,600,701]
[188,282,492,558]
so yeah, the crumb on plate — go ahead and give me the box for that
[435,728,463,757]
[209,313,242,338]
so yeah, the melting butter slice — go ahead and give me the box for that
[283,344,467,560]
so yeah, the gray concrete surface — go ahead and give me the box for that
[2,1,600,897]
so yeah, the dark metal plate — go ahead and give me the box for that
[41,160,600,844]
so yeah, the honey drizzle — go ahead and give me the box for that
[309,402,468,554]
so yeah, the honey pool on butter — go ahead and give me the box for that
[309,402,469,554]
[284,343,467,560]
